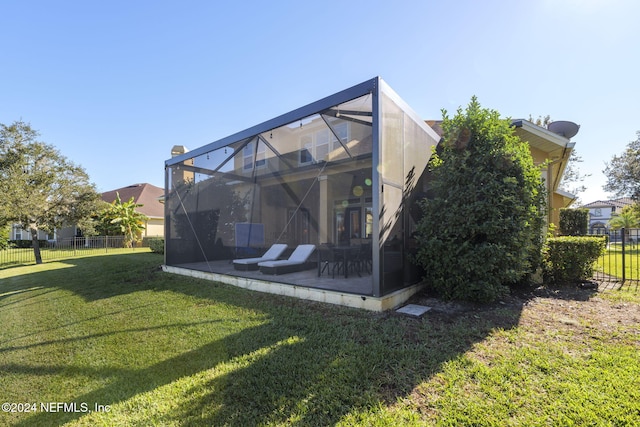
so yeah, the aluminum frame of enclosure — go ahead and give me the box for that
[164,76,439,298]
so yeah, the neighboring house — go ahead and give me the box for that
[10,221,84,242]
[162,76,577,311]
[582,198,634,234]
[101,183,165,238]
[9,183,165,242]
[9,226,55,242]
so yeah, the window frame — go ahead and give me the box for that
[298,122,350,166]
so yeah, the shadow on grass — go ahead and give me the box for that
[2,252,531,426]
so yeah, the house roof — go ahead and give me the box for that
[424,120,443,138]
[581,197,634,209]
[511,120,576,194]
[101,183,165,219]
[511,119,573,154]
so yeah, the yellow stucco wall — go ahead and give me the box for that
[549,192,567,229]
[529,146,548,165]
[526,146,570,230]
[144,218,164,237]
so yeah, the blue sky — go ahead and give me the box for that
[2,0,638,204]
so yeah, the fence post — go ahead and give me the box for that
[621,227,626,284]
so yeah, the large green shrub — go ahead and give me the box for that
[543,236,606,284]
[559,208,589,236]
[414,97,546,303]
[145,237,164,254]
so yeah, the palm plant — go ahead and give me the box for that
[97,193,148,248]
[608,209,640,244]
[608,210,639,230]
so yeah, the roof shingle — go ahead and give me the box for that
[101,183,164,218]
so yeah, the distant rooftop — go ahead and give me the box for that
[101,183,164,218]
[581,197,634,209]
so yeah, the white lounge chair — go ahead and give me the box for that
[232,244,288,271]
[258,244,316,275]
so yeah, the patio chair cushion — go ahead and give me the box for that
[232,244,288,270]
[258,244,316,274]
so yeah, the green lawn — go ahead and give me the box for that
[0,246,149,268]
[1,253,639,426]
[598,244,640,282]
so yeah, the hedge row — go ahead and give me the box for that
[558,208,589,236]
[543,236,607,284]
[7,239,50,249]
[145,237,164,254]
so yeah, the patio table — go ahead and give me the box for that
[331,245,360,278]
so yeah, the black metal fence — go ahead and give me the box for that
[591,228,640,284]
[0,236,149,268]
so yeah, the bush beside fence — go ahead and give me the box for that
[145,237,164,254]
[543,236,607,284]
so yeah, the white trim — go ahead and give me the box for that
[515,119,571,149]
[162,264,424,312]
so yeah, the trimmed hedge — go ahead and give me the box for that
[8,239,50,249]
[559,208,589,236]
[145,237,164,254]
[543,236,606,284]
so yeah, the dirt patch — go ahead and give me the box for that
[406,283,640,331]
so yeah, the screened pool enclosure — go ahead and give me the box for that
[164,77,440,304]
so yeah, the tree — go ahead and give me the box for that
[559,150,589,199]
[607,207,639,231]
[620,202,640,221]
[95,193,148,248]
[604,131,640,199]
[528,114,552,128]
[414,98,546,302]
[0,120,101,263]
[0,224,9,250]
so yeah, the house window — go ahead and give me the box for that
[299,122,349,165]
[300,135,314,165]
[14,226,22,240]
[594,208,602,217]
[243,141,266,171]
[316,129,330,162]
[331,122,349,150]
